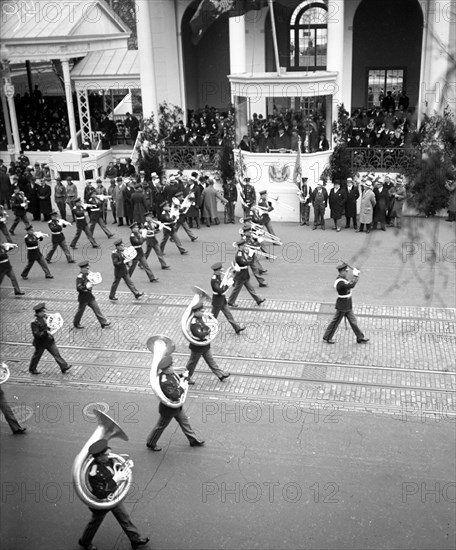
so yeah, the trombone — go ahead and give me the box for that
[232,241,276,260]
[238,227,282,246]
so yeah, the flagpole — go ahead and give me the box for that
[268,0,281,76]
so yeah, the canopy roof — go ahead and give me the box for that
[71,49,140,90]
[1,0,131,62]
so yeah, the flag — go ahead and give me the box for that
[190,0,269,45]
[293,138,302,188]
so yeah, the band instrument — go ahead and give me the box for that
[33,231,49,239]
[46,312,64,334]
[122,246,137,263]
[154,220,172,232]
[0,213,8,223]
[95,195,108,201]
[0,362,10,385]
[238,225,282,246]
[72,409,134,510]
[2,243,18,251]
[87,272,102,285]
[147,335,189,408]
[232,241,276,260]
[220,264,236,288]
[58,219,72,227]
[180,193,195,213]
[181,286,219,346]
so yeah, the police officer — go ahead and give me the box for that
[45,211,75,264]
[73,261,110,329]
[322,263,369,344]
[21,225,53,280]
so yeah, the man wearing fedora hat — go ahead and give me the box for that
[29,303,71,374]
[357,178,376,233]
[109,239,144,301]
[146,355,205,451]
[73,261,110,329]
[78,438,149,550]
[322,263,369,344]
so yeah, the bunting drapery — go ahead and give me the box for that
[190,0,269,45]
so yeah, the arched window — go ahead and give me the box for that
[289,1,328,71]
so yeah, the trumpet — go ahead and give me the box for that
[220,264,236,288]
[2,243,18,251]
[238,227,282,246]
[34,231,49,239]
[233,241,276,260]
[58,219,72,227]
[96,194,108,201]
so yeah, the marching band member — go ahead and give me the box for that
[228,240,265,308]
[0,204,13,243]
[78,439,149,550]
[185,173,201,228]
[210,262,245,334]
[9,185,30,235]
[109,239,144,301]
[143,212,170,269]
[159,201,188,255]
[29,303,71,375]
[88,191,115,239]
[21,225,53,280]
[174,191,198,242]
[239,225,268,287]
[239,177,256,219]
[146,355,205,452]
[70,198,100,249]
[94,178,108,223]
[128,222,159,283]
[0,242,24,296]
[322,262,369,345]
[257,190,277,237]
[185,300,230,385]
[45,211,75,264]
[54,177,68,221]
[0,371,27,434]
[73,261,110,330]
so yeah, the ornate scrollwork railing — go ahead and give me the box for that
[350,147,421,172]
[162,146,223,170]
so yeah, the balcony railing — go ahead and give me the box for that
[162,146,223,170]
[349,147,421,172]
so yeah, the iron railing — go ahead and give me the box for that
[162,146,223,170]
[349,147,421,172]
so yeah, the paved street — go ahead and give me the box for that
[1,215,455,549]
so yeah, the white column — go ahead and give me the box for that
[229,16,246,74]
[135,0,158,122]
[326,0,345,136]
[4,81,20,154]
[61,59,78,150]
[420,4,452,116]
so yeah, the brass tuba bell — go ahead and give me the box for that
[72,410,133,510]
[181,286,219,347]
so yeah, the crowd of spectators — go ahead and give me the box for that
[0,88,71,152]
[166,106,235,147]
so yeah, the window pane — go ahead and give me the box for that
[315,28,327,66]
[290,30,295,67]
[368,70,386,107]
[300,6,327,25]
[386,70,404,101]
[298,29,314,67]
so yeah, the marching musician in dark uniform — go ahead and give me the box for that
[298,177,312,226]
[146,355,205,451]
[29,302,71,374]
[222,178,238,224]
[174,191,197,242]
[78,438,149,550]
[128,222,159,283]
[159,201,188,255]
[45,211,75,264]
[109,239,144,301]
[88,191,114,239]
[143,212,170,269]
[185,300,230,385]
[73,261,110,329]
[239,225,268,287]
[9,185,30,235]
[53,177,68,220]
[0,204,13,242]
[70,198,100,249]
[322,263,369,344]
[0,243,24,295]
[211,262,245,334]
[228,240,265,308]
[185,173,201,228]
[21,225,53,280]
[0,370,27,434]
[239,177,256,219]
[257,190,277,237]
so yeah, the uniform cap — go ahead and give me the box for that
[211,262,223,271]
[160,200,168,208]
[175,192,184,198]
[66,176,72,181]
[337,262,349,271]
[33,302,46,312]
[244,177,251,183]
[74,198,82,203]
[25,225,33,231]
[88,439,108,456]
[259,190,267,195]
[236,239,246,246]
[114,238,123,246]
[130,222,138,229]
[191,300,204,312]
[78,261,89,268]
[157,356,173,371]
[346,177,353,182]
[50,211,58,216]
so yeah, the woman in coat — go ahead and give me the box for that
[328,181,347,231]
[201,179,224,227]
[131,186,148,224]
[357,180,376,233]
[115,177,126,226]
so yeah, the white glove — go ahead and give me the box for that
[86,282,92,290]
[113,471,128,483]
[353,268,360,277]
